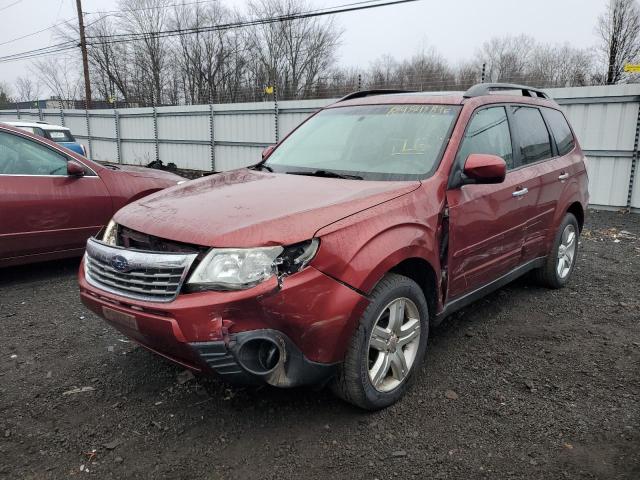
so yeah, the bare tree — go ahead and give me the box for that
[84,16,134,102]
[479,35,535,83]
[455,61,482,90]
[369,54,400,87]
[119,0,172,104]
[169,1,239,104]
[398,48,455,91]
[597,0,640,84]
[528,44,594,87]
[0,82,13,107]
[30,58,81,103]
[14,76,41,102]
[246,0,342,99]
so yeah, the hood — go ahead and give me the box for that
[114,169,419,248]
[108,164,185,182]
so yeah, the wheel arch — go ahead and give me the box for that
[567,201,585,231]
[388,257,439,322]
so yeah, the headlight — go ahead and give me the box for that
[102,219,118,246]
[187,239,319,291]
[187,246,283,290]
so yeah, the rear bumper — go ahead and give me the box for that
[79,260,368,386]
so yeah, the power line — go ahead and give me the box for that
[0,0,418,64]
[0,0,247,48]
[0,17,75,47]
[0,0,23,13]
[84,0,417,44]
[0,13,119,63]
[0,41,77,62]
[85,0,219,16]
[0,9,107,48]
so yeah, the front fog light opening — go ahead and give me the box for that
[237,338,282,375]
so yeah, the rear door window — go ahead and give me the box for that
[46,130,75,142]
[510,106,552,165]
[542,108,575,156]
[456,106,514,169]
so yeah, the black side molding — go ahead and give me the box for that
[435,257,545,324]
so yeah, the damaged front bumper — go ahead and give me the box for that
[191,330,337,387]
[79,258,368,387]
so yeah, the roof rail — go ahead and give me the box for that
[336,89,415,103]
[463,83,550,100]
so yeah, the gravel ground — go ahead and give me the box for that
[0,210,638,480]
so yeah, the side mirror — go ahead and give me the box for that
[262,145,275,160]
[462,154,506,184]
[67,160,85,177]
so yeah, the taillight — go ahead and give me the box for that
[80,144,87,156]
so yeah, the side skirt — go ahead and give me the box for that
[435,257,545,324]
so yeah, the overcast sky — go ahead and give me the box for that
[0,0,606,96]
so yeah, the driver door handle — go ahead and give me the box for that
[558,172,569,181]
[512,187,529,197]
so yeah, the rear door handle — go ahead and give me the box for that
[558,172,569,181]
[512,187,529,197]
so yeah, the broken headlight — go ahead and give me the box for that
[186,239,319,291]
[276,238,320,275]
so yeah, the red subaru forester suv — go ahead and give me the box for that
[78,84,588,410]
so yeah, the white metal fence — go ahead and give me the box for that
[1,85,639,210]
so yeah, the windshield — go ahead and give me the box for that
[265,104,460,181]
[46,130,75,142]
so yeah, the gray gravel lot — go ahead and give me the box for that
[0,209,639,480]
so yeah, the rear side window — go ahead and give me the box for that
[542,108,575,156]
[46,130,75,142]
[511,106,552,165]
[456,106,514,169]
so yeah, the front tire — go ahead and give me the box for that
[331,273,429,410]
[535,212,580,288]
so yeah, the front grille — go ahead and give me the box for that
[85,238,198,302]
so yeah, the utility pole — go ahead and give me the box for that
[75,0,91,109]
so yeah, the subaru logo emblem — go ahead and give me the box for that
[111,255,130,272]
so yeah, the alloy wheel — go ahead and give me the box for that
[557,224,577,279]
[367,297,421,392]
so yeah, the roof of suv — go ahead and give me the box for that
[1,120,71,131]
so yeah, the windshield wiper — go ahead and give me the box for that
[103,164,120,170]
[249,163,273,172]
[286,169,363,180]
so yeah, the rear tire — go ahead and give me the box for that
[535,213,579,289]
[331,273,429,410]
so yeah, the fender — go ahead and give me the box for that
[545,172,587,251]
[312,189,442,295]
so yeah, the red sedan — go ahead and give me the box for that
[0,124,184,267]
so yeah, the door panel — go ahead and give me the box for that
[0,177,113,259]
[446,169,532,298]
[0,131,112,260]
[510,106,562,262]
[445,105,528,299]
[520,161,557,261]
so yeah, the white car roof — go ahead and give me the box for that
[2,120,70,131]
